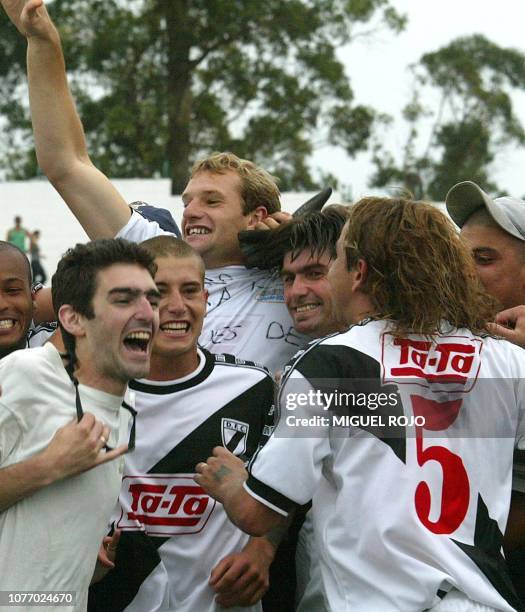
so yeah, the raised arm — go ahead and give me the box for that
[1,0,131,239]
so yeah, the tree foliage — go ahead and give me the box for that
[0,0,405,193]
[370,35,525,200]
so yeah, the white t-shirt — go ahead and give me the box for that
[246,319,525,612]
[0,343,129,612]
[116,211,307,374]
[89,349,275,612]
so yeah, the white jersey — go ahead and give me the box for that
[116,211,308,375]
[89,349,275,612]
[26,321,57,348]
[0,343,129,612]
[246,319,525,612]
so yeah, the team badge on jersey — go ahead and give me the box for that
[221,418,249,456]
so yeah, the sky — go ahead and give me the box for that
[312,0,525,201]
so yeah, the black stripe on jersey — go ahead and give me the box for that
[89,371,275,612]
[88,531,164,612]
[129,349,215,394]
[245,474,299,515]
[151,375,274,472]
[452,494,524,612]
[282,342,407,464]
[25,321,58,343]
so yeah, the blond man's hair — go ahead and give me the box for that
[343,196,497,336]
[191,152,281,215]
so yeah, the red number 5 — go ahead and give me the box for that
[411,395,470,534]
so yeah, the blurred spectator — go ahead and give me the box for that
[6,216,30,253]
[29,230,47,285]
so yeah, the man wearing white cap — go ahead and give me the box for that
[446,181,525,311]
[446,180,525,605]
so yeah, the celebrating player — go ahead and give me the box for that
[0,239,160,610]
[89,237,276,611]
[196,196,525,611]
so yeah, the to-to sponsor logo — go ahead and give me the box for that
[221,418,249,455]
[382,334,482,391]
[116,475,215,536]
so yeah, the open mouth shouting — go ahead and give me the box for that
[123,330,153,355]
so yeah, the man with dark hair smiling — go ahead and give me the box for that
[277,206,349,340]
[0,239,160,611]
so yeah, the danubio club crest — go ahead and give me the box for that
[221,418,250,455]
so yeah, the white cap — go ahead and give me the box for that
[445,181,525,241]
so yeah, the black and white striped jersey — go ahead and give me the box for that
[26,321,57,348]
[89,348,275,612]
[247,319,525,612]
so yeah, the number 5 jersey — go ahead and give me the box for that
[246,319,525,612]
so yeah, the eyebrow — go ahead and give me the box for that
[281,263,327,275]
[471,247,498,254]
[182,189,224,204]
[156,281,202,289]
[108,287,161,299]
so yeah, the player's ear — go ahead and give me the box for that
[58,304,86,339]
[247,206,268,228]
[351,258,368,292]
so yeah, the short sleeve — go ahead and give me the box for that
[115,210,174,242]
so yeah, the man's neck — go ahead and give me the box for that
[74,367,126,396]
[148,349,201,382]
[202,253,245,270]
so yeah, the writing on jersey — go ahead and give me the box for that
[382,334,482,391]
[117,475,215,536]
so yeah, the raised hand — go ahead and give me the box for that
[41,412,128,482]
[1,0,54,39]
[488,305,525,348]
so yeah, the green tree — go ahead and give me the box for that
[0,0,405,193]
[370,34,525,200]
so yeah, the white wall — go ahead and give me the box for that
[0,179,341,283]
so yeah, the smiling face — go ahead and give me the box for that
[182,170,261,269]
[149,255,207,376]
[282,249,343,338]
[0,248,33,358]
[460,221,525,310]
[76,263,160,392]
